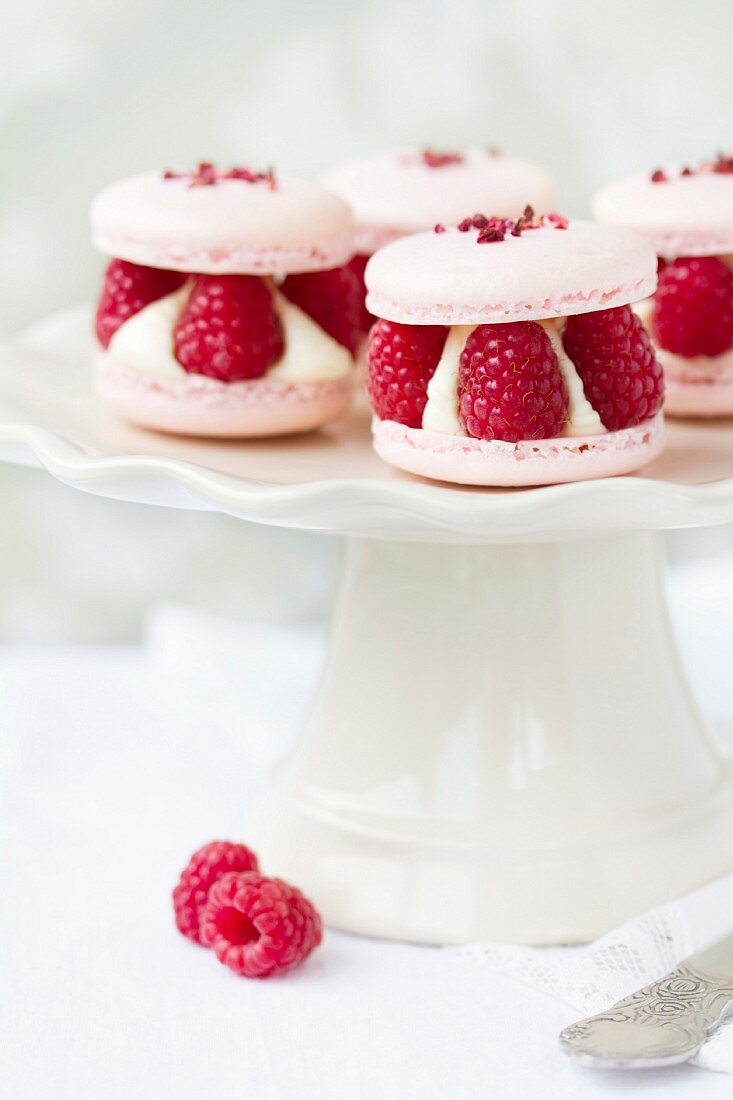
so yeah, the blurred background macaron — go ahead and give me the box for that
[324,147,556,337]
[593,155,733,418]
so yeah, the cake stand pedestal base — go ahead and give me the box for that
[253,531,733,945]
[6,313,733,945]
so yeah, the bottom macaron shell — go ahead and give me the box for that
[372,414,665,487]
[658,352,733,419]
[95,355,353,438]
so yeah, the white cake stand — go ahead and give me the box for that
[3,308,733,946]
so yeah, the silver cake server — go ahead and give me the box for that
[559,933,733,1069]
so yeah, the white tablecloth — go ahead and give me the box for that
[3,553,733,1099]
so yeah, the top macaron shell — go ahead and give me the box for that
[323,149,556,253]
[91,171,355,276]
[592,170,733,258]
[365,220,657,326]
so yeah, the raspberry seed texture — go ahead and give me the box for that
[458,321,568,441]
[201,871,323,979]
[367,320,448,427]
[281,263,363,354]
[652,257,733,359]
[95,259,186,349]
[173,840,259,944]
[174,274,284,381]
[563,306,664,430]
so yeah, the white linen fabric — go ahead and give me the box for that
[2,552,733,1099]
[457,875,733,1074]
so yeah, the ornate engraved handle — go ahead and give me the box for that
[559,962,733,1068]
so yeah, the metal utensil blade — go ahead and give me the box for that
[559,934,733,1069]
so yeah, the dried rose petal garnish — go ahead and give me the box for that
[163,162,277,189]
[435,204,568,241]
[650,154,733,183]
[419,149,464,168]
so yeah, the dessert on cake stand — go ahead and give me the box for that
[2,307,733,945]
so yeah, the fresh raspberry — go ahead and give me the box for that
[95,259,186,349]
[174,274,284,381]
[346,253,375,332]
[367,320,448,428]
[281,263,363,354]
[651,256,733,358]
[201,871,322,979]
[563,306,664,430]
[173,841,259,944]
[458,322,568,441]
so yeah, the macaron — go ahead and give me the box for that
[91,162,362,438]
[593,155,733,418]
[323,147,556,333]
[365,210,664,487]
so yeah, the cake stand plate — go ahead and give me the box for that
[3,308,733,945]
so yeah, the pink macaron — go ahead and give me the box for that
[323,147,556,335]
[91,162,362,438]
[593,155,733,418]
[364,210,664,487]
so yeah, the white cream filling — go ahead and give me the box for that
[421,319,605,438]
[538,318,605,438]
[422,326,473,435]
[108,282,192,379]
[632,297,653,328]
[267,292,351,381]
[656,344,733,376]
[107,283,351,383]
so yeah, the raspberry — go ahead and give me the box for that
[346,253,375,332]
[367,320,448,428]
[173,841,259,944]
[201,872,322,979]
[174,274,284,381]
[563,306,664,430]
[458,322,568,441]
[281,263,363,355]
[651,256,733,358]
[95,259,186,349]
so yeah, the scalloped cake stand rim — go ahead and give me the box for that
[1,305,733,542]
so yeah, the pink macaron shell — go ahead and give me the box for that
[592,171,733,259]
[372,415,665,487]
[658,347,733,418]
[352,225,407,256]
[95,355,354,439]
[324,149,556,253]
[91,171,355,275]
[365,221,657,325]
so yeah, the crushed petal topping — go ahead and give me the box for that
[415,149,464,168]
[404,148,501,168]
[434,205,569,241]
[710,153,733,175]
[650,153,733,183]
[163,162,277,189]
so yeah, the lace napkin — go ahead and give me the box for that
[453,870,733,1073]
